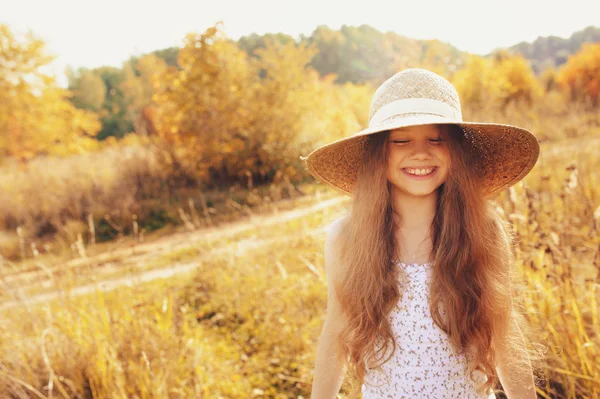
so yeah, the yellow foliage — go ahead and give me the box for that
[152,23,253,174]
[419,39,457,77]
[151,22,362,186]
[451,54,499,109]
[0,24,101,160]
[556,42,600,105]
[451,52,542,110]
[121,54,168,121]
[494,51,543,104]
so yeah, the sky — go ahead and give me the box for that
[2,0,599,87]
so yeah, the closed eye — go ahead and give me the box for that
[391,138,444,144]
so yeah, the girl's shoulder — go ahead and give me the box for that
[323,216,349,274]
[324,215,349,236]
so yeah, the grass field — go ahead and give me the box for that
[0,137,598,398]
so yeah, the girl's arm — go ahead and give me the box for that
[310,317,347,398]
[311,219,348,399]
[495,313,536,399]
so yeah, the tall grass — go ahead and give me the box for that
[0,198,346,398]
[0,138,598,398]
[495,139,600,398]
[0,141,309,262]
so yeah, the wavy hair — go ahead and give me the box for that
[333,124,545,398]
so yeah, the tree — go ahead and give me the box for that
[451,54,499,110]
[69,70,106,111]
[152,23,256,184]
[493,50,543,106]
[451,52,541,110]
[151,23,332,187]
[237,32,296,59]
[120,54,167,135]
[303,26,347,81]
[509,25,600,73]
[556,42,600,105]
[0,24,100,160]
[68,66,134,139]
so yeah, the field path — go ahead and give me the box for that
[0,195,347,311]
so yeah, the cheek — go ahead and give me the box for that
[387,148,406,162]
[386,150,399,168]
[436,148,451,168]
[385,157,395,178]
[386,153,402,179]
[439,166,450,181]
[439,153,451,179]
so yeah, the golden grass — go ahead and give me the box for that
[0,190,341,306]
[0,192,347,398]
[0,139,321,262]
[0,138,598,398]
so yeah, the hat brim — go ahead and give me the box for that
[303,114,540,198]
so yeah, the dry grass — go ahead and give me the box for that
[0,137,598,398]
[0,140,315,263]
[0,120,598,398]
[0,192,348,398]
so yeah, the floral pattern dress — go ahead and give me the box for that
[361,262,497,399]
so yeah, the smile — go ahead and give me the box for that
[402,166,438,179]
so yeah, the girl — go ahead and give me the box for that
[303,69,545,399]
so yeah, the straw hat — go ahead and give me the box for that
[300,68,540,198]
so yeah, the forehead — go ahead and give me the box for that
[390,125,442,136]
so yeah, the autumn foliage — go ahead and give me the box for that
[1,20,600,399]
[151,24,359,187]
[451,51,543,110]
[0,24,100,160]
[556,42,600,105]
[0,21,599,244]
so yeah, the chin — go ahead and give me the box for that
[390,186,434,197]
[406,189,437,197]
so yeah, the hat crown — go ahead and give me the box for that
[368,68,462,124]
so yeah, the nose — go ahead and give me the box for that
[410,140,432,160]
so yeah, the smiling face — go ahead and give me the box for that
[385,124,451,198]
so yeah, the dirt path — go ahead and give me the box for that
[1,194,346,288]
[0,195,347,311]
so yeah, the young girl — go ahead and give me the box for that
[303,68,544,399]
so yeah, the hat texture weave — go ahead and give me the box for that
[301,68,540,197]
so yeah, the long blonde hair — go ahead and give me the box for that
[333,124,545,398]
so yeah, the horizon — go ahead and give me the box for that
[1,0,599,87]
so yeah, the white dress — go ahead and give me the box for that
[361,261,497,399]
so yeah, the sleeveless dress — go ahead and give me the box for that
[361,261,497,399]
